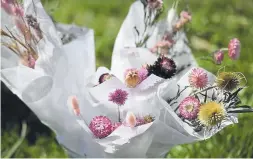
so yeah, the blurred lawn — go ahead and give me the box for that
[2,0,253,157]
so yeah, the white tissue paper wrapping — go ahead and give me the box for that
[146,67,238,157]
[1,0,95,157]
[111,1,197,82]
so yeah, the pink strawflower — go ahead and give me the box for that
[138,67,148,83]
[213,50,224,65]
[188,68,208,89]
[179,96,200,119]
[108,89,128,106]
[1,0,14,15]
[228,38,241,60]
[89,116,113,139]
[147,0,163,10]
[111,122,122,131]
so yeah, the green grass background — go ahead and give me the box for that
[1,0,253,157]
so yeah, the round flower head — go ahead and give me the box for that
[99,73,113,84]
[216,72,240,91]
[179,96,200,119]
[147,0,163,10]
[138,67,148,83]
[111,122,122,131]
[188,68,208,89]
[108,89,128,106]
[125,112,137,128]
[198,101,226,127]
[228,38,240,60]
[213,50,224,65]
[124,68,140,88]
[89,116,113,139]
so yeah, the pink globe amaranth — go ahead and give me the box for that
[179,96,200,119]
[213,50,224,65]
[89,116,113,139]
[228,38,241,60]
[188,68,208,89]
[138,67,148,83]
[111,122,122,131]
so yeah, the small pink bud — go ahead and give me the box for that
[213,50,224,65]
[228,38,241,60]
[68,96,80,116]
[125,112,136,128]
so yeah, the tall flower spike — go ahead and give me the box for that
[188,68,208,89]
[108,89,128,106]
[179,96,200,119]
[198,101,226,127]
[228,38,240,60]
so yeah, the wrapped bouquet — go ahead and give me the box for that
[1,0,252,158]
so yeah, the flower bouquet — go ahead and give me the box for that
[111,0,197,82]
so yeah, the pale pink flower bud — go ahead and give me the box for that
[28,54,36,68]
[67,96,80,116]
[228,38,241,60]
[213,50,224,65]
[125,112,137,128]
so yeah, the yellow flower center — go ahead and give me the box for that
[198,101,226,127]
[185,105,194,112]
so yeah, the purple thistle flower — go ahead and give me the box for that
[108,89,128,106]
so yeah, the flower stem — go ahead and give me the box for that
[220,48,228,51]
[118,105,121,122]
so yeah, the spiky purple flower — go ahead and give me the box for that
[179,96,200,119]
[108,89,128,106]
